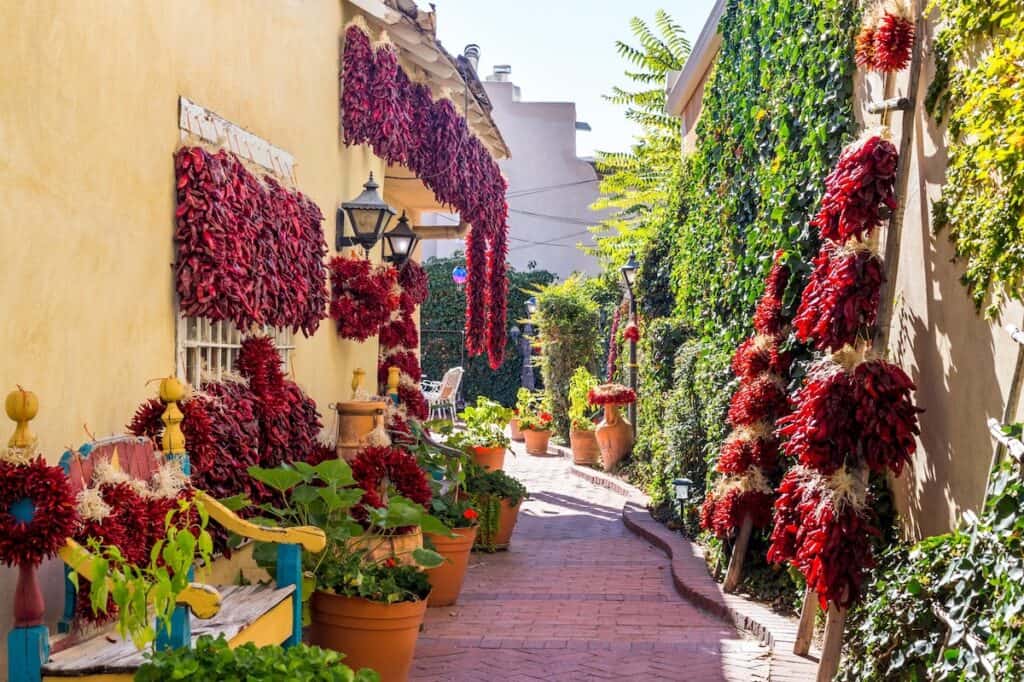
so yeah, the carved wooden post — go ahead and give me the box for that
[156,378,191,650]
[6,387,51,682]
[277,544,302,647]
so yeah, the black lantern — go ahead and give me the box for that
[383,211,420,267]
[620,251,639,293]
[336,173,396,255]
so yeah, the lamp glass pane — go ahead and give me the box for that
[348,207,381,236]
[388,235,413,256]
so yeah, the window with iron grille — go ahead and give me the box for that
[176,316,294,387]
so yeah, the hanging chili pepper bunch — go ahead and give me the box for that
[793,242,885,352]
[350,445,432,531]
[340,23,510,367]
[378,264,429,422]
[0,457,78,569]
[174,147,327,337]
[327,254,401,341]
[767,466,879,609]
[812,134,898,244]
[855,1,915,73]
[702,255,794,539]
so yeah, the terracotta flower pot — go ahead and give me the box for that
[335,400,387,462]
[522,428,551,456]
[426,526,478,606]
[309,591,427,682]
[595,404,633,471]
[570,428,600,466]
[471,445,506,472]
[509,418,524,442]
[475,497,522,551]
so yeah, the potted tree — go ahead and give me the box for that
[448,397,513,472]
[568,367,600,466]
[464,463,528,551]
[517,390,554,456]
[248,455,446,682]
[588,383,637,471]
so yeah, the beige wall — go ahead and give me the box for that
[857,12,1024,540]
[0,1,396,672]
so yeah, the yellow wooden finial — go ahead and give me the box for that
[386,367,401,401]
[352,368,366,399]
[159,377,187,455]
[6,386,38,450]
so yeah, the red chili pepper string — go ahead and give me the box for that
[811,135,898,243]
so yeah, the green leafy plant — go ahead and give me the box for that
[135,634,379,682]
[405,421,482,531]
[247,459,445,604]
[926,0,1024,317]
[448,397,513,449]
[532,276,602,439]
[76,496,215,650]
[463,464,528,551]
[568,366,599,431]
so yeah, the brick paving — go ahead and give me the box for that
[411,443,770,681]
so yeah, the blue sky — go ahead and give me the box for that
[432,0,718,156]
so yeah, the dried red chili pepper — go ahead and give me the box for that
[727,375,789,427]
[811,135,898,243]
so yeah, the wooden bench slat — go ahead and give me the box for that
[42,584,296,676]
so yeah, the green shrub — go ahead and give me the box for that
[840,460,1024,680]
[568,366,599,431]
[135,635,379,681]
[533,276,602,440]
[420,253,556,407]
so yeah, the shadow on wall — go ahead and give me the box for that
[888,38,1009,538]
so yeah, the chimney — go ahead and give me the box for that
[491,64,512,82]
[463,44,481,71]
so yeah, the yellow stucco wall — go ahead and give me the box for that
[0,1,413,674]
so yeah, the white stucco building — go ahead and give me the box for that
[420,61,603,278]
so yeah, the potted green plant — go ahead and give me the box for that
[248,456,446,682]
[510,388,532,442]
[567,367,600,466]
[464,463,528,552]
[517,390,554,455]
[408,427,482,607]
[136,634,379,681]
[448,397,513,471]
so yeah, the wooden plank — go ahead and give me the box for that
[817,603,846,681]
[722,514,753,593]
[43,585,295,675]
[794,587,818,656]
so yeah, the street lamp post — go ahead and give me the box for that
[620,253,639,434]
[521,298,538,390]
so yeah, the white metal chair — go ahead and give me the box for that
[422,367,464,421]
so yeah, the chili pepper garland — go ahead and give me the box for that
[702,256,794,540]
[768,132,922,611]
[340,23,510,365]
[328,254,401,342]
[350,445,432,531]
[855,1,915,73]
[0,457,78,568]
[174,147,327,336]
[378,262,429,422]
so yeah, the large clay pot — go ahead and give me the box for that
[522,428,551,456]
[475,497,522,551]
[349,528,422,567]
[471,445,506,472]
[426,526,478,606]
[309,591,427,682]
[335,400,387,462]
[595,404,633,471]
[509,418,525,442]
[570,429,600,466]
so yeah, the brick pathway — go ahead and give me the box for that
[411,442,769,681]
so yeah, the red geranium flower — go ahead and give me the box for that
[463,508,478,521]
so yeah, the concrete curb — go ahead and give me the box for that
[564,460,817,680]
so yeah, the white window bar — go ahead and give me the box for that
[176,315,294,388]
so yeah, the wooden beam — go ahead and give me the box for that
[818,604,847,681]
[794,587,818,656]
[722,514,753,593]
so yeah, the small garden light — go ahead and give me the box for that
[525,297,538,316]
[336,173,396,256]
[673,477,693,515]
[620,251,639,292]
